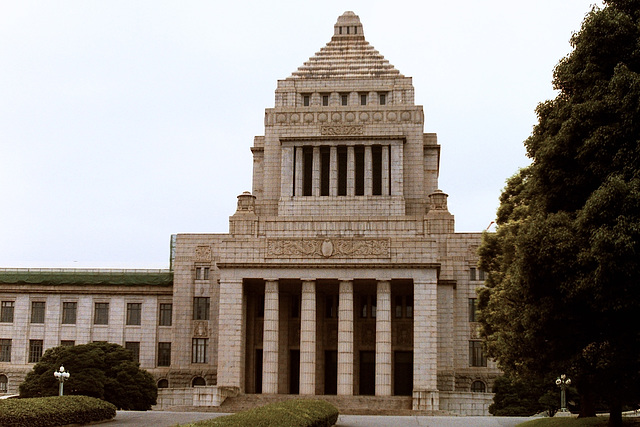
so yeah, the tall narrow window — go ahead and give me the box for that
[29,339,43,363]
[322,94,329,106]
[192,338,208,363]
[360,295,368,318]
[62,302,77,324]
[125,341,140,362]
[94,303,109,325]
[31,302,45,324]
[379,93,387,105]
[126,303,142,326]
[469,341,487,367]
[341,93,348,106]
[1,301,14,323]
[0,339,11,362]
[469,267,477,281]
[337,146,347,196]
[395,296,403,318]
[406,296,413,318]
[320,146,330,196]
[469,298,478,322]
[302,146,313,196]
[159,303,173,326]
[193,297,210,320]
[158,342,171,366]
[354,146,365,195]
[303,94,310,106]
[196,267,209,280]
[325,296,337,318]
[0,375,7,393]
[372,145,382,195]
[360,93,367,105]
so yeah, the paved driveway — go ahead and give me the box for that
[110,411,535,427]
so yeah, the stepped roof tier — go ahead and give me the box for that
[290,11,403,80]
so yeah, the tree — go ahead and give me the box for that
[20,342,157,410]
[478,2,640,426]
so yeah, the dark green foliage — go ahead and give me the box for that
[478,1,640,426]
[489,375,560,417]
[0,395,116,427]
[19,342,157,410]
[184,399,339,427]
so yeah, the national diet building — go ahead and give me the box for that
[0,12,499,415]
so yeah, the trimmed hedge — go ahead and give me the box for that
[0,395,116,427]
[185,399,339,427]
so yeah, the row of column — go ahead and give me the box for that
[262,279,392,396]
[279,144,403,198]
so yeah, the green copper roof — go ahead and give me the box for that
[0,269,173,286]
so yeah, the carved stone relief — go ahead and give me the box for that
[266,238,390,259]
[193,320,209,338]
[195,246,212,262]
[320,125,364,136]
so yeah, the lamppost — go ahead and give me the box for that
[53,366,70,396]
[556,374,571,413]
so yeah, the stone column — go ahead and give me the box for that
[329,146,338,197]
[375,280,392,396]
[300,280,316,395]
[295,147,303,197]
[280,146,294,198]
[347,146,355,196]
[217,278,245,391]
[262,280,279,394]
[381,145,390,196]
[312,146,320,197]
[364,145,373,196]
[412,271,439,410]
[338,280,354,395]
[390,143,403,197]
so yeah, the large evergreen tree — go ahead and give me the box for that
[478,2,640,426]
[19,342,157,411]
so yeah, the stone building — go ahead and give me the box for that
[0,11,500,414]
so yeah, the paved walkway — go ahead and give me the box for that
[109,411,535,426]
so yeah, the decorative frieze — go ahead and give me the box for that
[266,238,390,259]
[195,246,212,262]
[320,125,364,136]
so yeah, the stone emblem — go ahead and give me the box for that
[195,246,212,262]
[320,125,364,136]
[266,238,389,259]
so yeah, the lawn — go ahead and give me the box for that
[517,418,640,426]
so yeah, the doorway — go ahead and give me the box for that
[394,351,413,396]
[359,351,375,395]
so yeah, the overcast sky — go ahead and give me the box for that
[0,1,602,269]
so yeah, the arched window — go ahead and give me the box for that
[157,379,169,389]
[0,375,7,393]
[192,376,206,387]
[471,380,486,393]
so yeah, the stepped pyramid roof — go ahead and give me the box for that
[290,11,403,80]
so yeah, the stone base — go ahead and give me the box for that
[412,390,439,411]
[555,410,575,417]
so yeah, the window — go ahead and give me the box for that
[125,341,140,362]
[341,93,348,106]
[360,296,376,318]
[94,302,109,325]
[0,374,7,393]
[395,296,403,318]
[470,268,486,281]
[290,295,300,319]
[157,379,169,388]
[469,298,478,322]
[354,145,365,195]
[60,340,74,347]
[1,301,14,323]
[158,342,171,366]
[192,376,206,386]
[471,380,487,392]
[406,296,413,318]
[196,267,209,280]
[325,295,337,318]
[320,146,330,196]
[192,338,208,364]
[126,303,142,326]
[372,145,382,195]
[303,94,310,106]
[478,269,486,281]
[469,341,487,367]
[0,339,11,362]
[62,302,77,324]
[29,339,43,363]
[337,146,348,196]
[31,302,45,324]
[379,93,387,105]
[360,93,367,105]
[322,94,329,106]
[159,303,172,326]
[193,297,210,320]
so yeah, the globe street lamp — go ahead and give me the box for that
[555,374,571,413]
[53,366,70,396]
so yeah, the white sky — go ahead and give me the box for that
[0,0,601,268]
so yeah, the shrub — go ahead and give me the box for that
[184,399,339,427]
[0,395,116,427]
